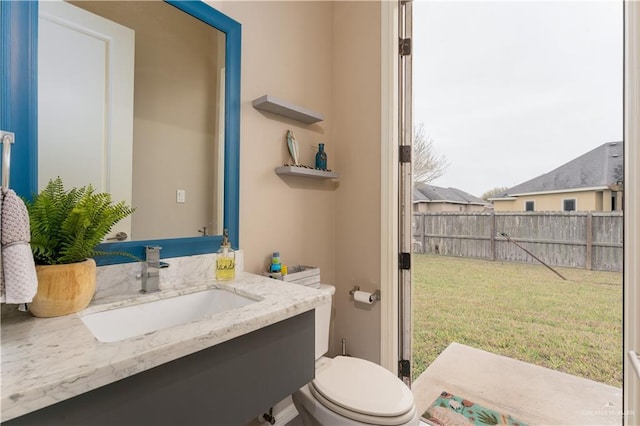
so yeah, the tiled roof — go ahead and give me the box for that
[492,141,623,199]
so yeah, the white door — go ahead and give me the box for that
[38,0,134,241]
[624,2,640,423]
[380,0,414,383]
[398,0,413,385]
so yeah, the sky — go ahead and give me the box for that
[413,0,623,197]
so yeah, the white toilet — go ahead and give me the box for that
[292,284,419,425]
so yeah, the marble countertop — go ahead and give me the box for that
[0,272,330,422]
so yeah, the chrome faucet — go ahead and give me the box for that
[141,246,169,293]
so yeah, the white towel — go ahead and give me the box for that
[0,188,38,304]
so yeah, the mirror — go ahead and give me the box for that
[35,0,241,264]
[40,0,226,241]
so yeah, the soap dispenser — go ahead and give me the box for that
[216,229,235,281]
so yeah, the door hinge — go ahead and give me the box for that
[399,252,411,270]
[399,359,411,378]
[399,38,412,56]
[399,145,411,163]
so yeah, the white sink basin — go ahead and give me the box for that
[80,288,259,343]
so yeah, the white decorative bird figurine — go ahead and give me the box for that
[286,130,299,165]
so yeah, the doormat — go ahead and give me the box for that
[421,391,528,426]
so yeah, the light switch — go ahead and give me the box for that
[176,189,186,203]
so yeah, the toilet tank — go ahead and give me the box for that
[315,284,335,359]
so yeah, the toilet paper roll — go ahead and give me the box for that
[353,290,374,304]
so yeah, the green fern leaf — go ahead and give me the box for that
[26,177,135,265]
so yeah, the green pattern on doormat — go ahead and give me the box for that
[421,391,527,426]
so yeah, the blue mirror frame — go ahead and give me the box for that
[0,0,241,265]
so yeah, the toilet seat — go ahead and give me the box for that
[309,356,416,425]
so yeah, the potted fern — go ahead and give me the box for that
[26,177,134,317]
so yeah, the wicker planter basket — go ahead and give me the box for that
[29,258,97,318]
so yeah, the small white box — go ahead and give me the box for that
[264,265,320,288]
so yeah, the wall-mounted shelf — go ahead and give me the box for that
[252,95,324,124]
[276,166,339,180]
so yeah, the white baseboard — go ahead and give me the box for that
[273,402,298,426]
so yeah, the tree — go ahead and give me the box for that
[481,186,509,201]
[412,123,449,184]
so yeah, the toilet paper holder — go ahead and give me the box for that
[349,286,381,303]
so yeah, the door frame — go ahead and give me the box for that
[380,0,400,374]
[397,0,414,385]
[380,0,413,381]
[624,1,639,423]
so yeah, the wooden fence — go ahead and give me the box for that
[412,211,623,272]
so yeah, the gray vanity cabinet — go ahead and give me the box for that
[6,311,314,426]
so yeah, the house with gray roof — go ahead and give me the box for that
[490,141,623,212]
[414,183,490,213]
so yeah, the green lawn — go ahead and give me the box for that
[412,254,623,388]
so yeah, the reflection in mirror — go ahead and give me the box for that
[38,0,226,241]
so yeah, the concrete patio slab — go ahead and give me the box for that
[412,342,623,425]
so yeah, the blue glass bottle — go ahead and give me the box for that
[315,143,327,170]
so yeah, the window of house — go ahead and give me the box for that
[525,201,535,212]
[563,199,576,211]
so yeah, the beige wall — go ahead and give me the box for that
[75,1,224,240]
[217,1,383,362]
[217,0,337,290]
[130,7,223,240]
[332,1,382,362]
[493,190,606,212]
